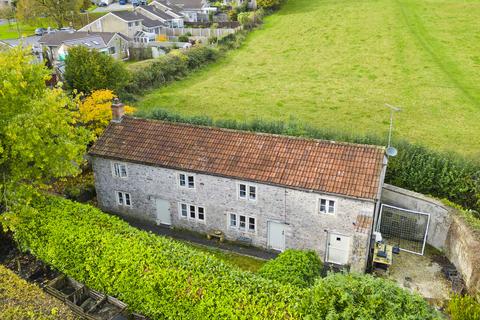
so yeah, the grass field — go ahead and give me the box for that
[137,0,480,157]
[0,22,37,40]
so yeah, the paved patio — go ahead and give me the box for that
[120,216,279,260]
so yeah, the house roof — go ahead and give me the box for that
[141,16,166,27]
[111,11,145,22]
[150,0,183,15]
[89,118,386,200]
[167,0,204,10]
[138,5,177,20]
[38,31,122,47]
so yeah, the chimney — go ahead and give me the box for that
[111,98,125,123]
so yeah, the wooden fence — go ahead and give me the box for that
[159,26,242,38]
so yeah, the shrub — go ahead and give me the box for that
[447,294,480,320]
[178,35,189,42]
[257,0,281,9]
[2,196,440,320]
[138,110,480,214]
[258,250,322,288]
[301,273,438,319]
[124,46,219,96]
[64,46,129,94]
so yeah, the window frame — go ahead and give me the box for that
[116,191,132,207]
[178,202,205,223]
[112,162,128,178]
[178,172,195,189]
[319,197,336,215]
[237,182,257,201]
[228,213,256,233]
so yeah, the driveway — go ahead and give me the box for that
[92,3,133,12]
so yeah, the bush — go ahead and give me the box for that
[2,196,440,320]
[124,46,220,96]
[258,250,322,288]
[178,35,189,42]
[64,46,129,94]
[447,294,480,320]
[138,110,480,214]
[302,273,438,319]
[257,0,281,9]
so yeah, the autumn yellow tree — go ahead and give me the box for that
[76,90,135,138]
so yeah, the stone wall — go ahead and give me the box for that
[381,184,451,249]
[381,183,480,293]
[92,156,377,272]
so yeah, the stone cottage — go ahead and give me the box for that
[89,105,387,272]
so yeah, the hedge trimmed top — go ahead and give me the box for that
[89,117,385,199]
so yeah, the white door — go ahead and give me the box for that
[268,221,286,251]
[326,233,351,265]
[155,199,171,225]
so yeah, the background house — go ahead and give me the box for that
[89,108,387,272]
[39,31,130,65]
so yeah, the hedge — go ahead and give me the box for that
[137,109,480,214]
[2,196,440,319]
[258,249,322,288]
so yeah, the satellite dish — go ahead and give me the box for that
[386,146,398,157]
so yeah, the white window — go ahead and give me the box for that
[180,203,187,217]
[113,163,127,178]
[179,173,195,189]
[238,183,257,201]
[229,213,237,227]
[117,191,131,206]
[179,202,205,222]
[229,214,255,233]
[319,198,336,214]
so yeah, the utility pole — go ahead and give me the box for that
[385,104,401,148]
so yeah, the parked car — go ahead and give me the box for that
[59,27,75,32]
[119,0,127,4]
[132,0,147,6]
[35,28,47,36]
[97,1,108,6]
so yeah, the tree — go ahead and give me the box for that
[16,0,82,28]
[64,46,130,95]
[256,0,280,9]
[0,47,91,209]
[75,89,135,138]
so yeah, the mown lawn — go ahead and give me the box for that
[0,22,37,40]
[137,0,480,157]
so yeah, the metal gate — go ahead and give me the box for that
[377,204,430,255]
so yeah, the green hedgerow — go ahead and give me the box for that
[258,249,322,288]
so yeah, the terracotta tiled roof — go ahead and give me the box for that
[355,215,374,234]
[89,117,386,200]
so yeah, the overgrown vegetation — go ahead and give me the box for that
[0,47,91,210]
[2,195,440,319]
[65,46,129,94]
[137,109,480,214]
[447,294,480,320]
[0,265,76,320]
[258,249,322,287]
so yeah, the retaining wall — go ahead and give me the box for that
[381,184,480,293]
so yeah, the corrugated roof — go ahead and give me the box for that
[89,118,386,200]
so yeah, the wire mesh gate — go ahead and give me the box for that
[377,204,430,255]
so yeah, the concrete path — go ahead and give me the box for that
[121,216,279,260]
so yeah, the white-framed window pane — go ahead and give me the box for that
[181,203,187,217]
[248,217,255,231]
[179,174,186,186]
[328,200,335,213]
[239,215,246,229]
[125,193,131,206]
[198,207,205,221]
[230,213,237,227]
[117,192,123,205]
[114,163,120,177]
[188,176,195,188]
[189,205,196,218]
[320,199,327,213]
[120,165,127,177]
[239,184,246,198]
[249,186,256,200]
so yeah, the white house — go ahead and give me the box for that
[89,106,387,272]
